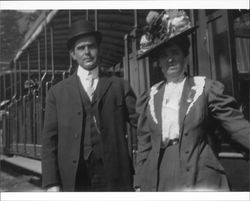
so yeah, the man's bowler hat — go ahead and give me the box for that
[67,19,102,50]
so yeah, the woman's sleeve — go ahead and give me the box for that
[207,80,250,149]
[134,91,152,188]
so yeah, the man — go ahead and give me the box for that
[42,19,137,191]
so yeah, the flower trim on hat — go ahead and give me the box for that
[186,76,206,115]
[148,81,165,124]
[139,10,192,55]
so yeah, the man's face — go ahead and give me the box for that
[70,35,99,71]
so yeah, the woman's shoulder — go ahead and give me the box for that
[190,75,225,95]
[150,80,165,91]
[136,81,164,113]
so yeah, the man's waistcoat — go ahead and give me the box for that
[77,77,102,160]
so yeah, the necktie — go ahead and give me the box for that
[86,76,95,100]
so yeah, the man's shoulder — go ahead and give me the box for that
[102,74,126,85]
[110,75,125,83]
[49,74,75,92]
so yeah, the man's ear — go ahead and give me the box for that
[70,50,76,60]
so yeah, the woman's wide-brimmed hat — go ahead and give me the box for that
[138,10,197,59]
[67,19,102,50]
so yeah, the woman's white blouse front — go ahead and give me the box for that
[161,77,186,145]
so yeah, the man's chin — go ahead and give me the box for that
[81,64,97,70]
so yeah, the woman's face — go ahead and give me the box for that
[158,43,187,80]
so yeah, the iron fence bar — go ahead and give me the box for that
[46,24,54,94]
[64,10,73,80]
[24,50,31,155]
[2,73,9,154]
[13,61,18,153]
[50,25,55,82]
[13,61,17,100]
[10,68,13,101]
[37,38,42,148]
[19,61,22,99]
[17,61,23,154]
[27,50,31,96]
[40,20,48,131]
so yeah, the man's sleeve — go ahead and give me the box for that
[123,80,138,128]
[133,91,152,188]
[42,88,61,188]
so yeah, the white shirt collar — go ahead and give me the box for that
[77,65,99,80]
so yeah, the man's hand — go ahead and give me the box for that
[46,186,61,192]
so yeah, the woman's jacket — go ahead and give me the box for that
[134,76,250,191]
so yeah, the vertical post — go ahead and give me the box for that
[40,20,48,132]
[25,50,31,154]
[86,10,89,21]
[44,21,48,73]
[124,34,130,82]
[226,10,238,98]
[94,10,98,31]
[134,9,138,30]
[64,10,73,79]
[132,9,138,165]
[33,38,41,156]
[69,10,72,69]
[37,38,41,141]
[50,25,55,83]
[189,10,198,76]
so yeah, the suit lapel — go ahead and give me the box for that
[96,76,112,107]
[66,72,83,109]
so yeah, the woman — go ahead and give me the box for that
[134,10,250,191]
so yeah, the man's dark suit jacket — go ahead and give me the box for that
[42,71,137,191]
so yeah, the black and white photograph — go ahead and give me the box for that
[0,1,249,200]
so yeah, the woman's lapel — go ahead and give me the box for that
[179,76,195,134]
[153,83,165,134]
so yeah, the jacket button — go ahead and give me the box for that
[185,150,189,154]
[73,160,77,164]
[186,167,190,172]
[184,133,188,136]
[77,111,81,115]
